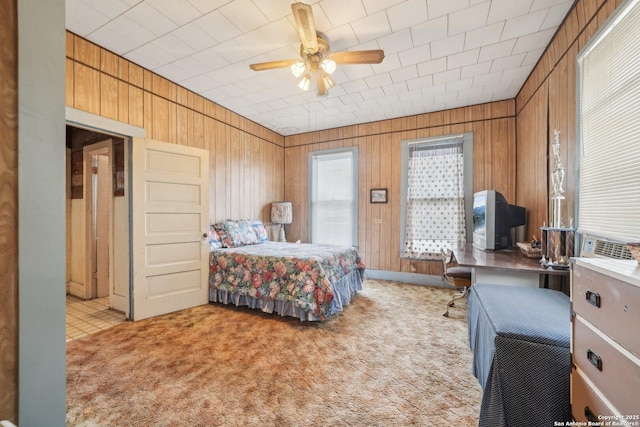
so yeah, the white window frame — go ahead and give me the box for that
[400,133,474,258]
[308,147,359,246]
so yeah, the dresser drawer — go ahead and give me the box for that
[571,367,616,422]
[573,317,640,415]
[572,263,640,357]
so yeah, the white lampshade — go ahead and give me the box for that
[320,58,336,74]
[322,73,335,89]
[290,60,306,78]
[298,75,311,91]
[271,202,292,225]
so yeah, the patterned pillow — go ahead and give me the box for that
[214,220,259,247]
[233,220,259,245]
[209,226,223,250]
[251,220,269,242]
[213,222,235,248]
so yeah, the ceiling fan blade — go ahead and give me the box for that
[250,59,299,72]
[291,2,318,54]
[331,50,385,65]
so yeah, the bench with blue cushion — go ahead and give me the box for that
[467,282,571,427]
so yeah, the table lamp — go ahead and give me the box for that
[271,201,292,242]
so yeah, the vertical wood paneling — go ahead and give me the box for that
[249,137,260,217]
[0,1,18,421]
[548,46,577,227]
[362,136,373,267]
[203,116,216,219]
[74,63,100,114]
[284,103,517,273]
[129,62,143,87]
[284,146,302,241]
[74,36,100,68]
[143,92,153,140]
[65,32,285,227]
[514,0,616,234]
[369,135,381,269]
[65,58,74,107]
[151,95,169,142]
[100,49,118,77]
[117,81,129,124]
[62,0,618,280]
[379,129,393,271]
[167,101,177,145]
[214,124,228,220]
[128,86,144,128]
[298,144,310,240]
[193,112,204,149]
[389,134,402,271]
[100,74,118,120]
[516,83,549,238]
[261,140,270,221]
[176,105,189,146]
[229,127,242,220]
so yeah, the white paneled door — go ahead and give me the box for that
[131,138,209,321]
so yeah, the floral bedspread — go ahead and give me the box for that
[209,242,365,319]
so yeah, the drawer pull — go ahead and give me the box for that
[587,348,602,371]
[586,290,601,308]
[585,406,599,422]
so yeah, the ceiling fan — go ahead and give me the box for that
[249,2,385,97]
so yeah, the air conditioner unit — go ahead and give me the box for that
[580,235,634,260]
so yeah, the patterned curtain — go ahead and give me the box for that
[403,142,466,259]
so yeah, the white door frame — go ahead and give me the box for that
[66,107,146,319]
[83,140,113,300]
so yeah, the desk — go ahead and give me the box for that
[452,243,569,289]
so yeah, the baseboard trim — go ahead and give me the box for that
[364,269,447,288]
[67,281,85,299]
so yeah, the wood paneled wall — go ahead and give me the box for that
[65,32,285,223]
[515,0,622,232]
[0,1,624,422]
[0,0,18,422]
[284,101,516,274]
[516,82,548,237]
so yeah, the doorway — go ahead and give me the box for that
[85,142,112,299]
[66,126,129,316]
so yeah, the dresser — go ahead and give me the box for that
[571,258,640,422]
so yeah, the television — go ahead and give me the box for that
[472,190,526,250]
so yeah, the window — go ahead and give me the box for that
[308,147,358,246]
[577,0,640,243]
[400,133,473,259]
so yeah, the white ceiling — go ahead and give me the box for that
[66,0,575,136]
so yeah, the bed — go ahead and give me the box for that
[207,220,365,321]
[467,282,571,427]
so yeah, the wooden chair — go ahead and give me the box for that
[441,248,472,317]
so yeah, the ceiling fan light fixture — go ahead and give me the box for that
[322,73,335,89]
[298,75,311,91]
[320,58,336,75]
[290,60,306,78]
[248,3,385,98]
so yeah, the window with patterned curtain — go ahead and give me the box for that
[401,135,472,260]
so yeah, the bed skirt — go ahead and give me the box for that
[210,269,363,321]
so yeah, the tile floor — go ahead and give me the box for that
[66,296,126,342]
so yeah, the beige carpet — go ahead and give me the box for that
[66,280,482,426]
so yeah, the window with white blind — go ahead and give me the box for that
[400,133,473,259]
[577,0,640,243]
[308,147,358,246]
